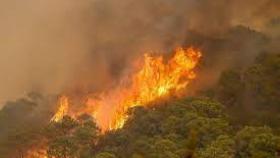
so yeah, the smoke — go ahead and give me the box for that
[0,0,279,106]
[0,0,96,105]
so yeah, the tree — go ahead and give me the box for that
[94,98,231,158]
[47,136,78,158]
[95,152,117,158]
[74,117,100,158]
[0,92,50,158]
[42,97,280,158]
[196,135,235,158]
[216,69,244,106]
[151,138,180,158]
[245,53,280,108]
[46,115,100,158]
[235,126,280,158]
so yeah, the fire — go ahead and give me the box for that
[52,47,202,131]
[26,149,47,158]
[51,96,69,122]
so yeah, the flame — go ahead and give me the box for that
[51,96,69,122]
[51,47,202,131]
[87,47,201,131]
[26,149,47,158]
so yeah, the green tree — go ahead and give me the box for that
[197,135,235,158]
[245,53,280,107]
[150,138,180,158]
[74,116,100,158]
[216,69,244,106]
[46,115,100,158]
[47,136,78,158]
[235,126,280,158]
[95,98,231,158]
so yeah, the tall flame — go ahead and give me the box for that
[51,47,202,132]
[87,47,201,131]
[51,96,69,122]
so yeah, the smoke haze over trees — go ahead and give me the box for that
[0,0,279,105]
[0,0,279,157]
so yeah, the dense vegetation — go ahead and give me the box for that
[0,51,279,158]
[0,93,54,157]
[46,97,279,158]
[212,52,280,128]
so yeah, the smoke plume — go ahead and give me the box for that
[0,0,279,106]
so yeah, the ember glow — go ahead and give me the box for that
[26,149,47,158]
[52,47,202,131]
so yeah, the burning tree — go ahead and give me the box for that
[52,47,202,131]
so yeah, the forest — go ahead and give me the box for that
[0,0,279,158]
[0,27,279,157]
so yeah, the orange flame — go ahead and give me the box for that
[26,149,47,158]
[51,47,202,131]
[51,96,69,122]
[87,47,201,131]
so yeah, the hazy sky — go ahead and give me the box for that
[0,0,279,106]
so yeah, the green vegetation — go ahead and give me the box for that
[0,49,279,158]
[210,53,280,128]
[45,52,280,158]
[43,97,280,158]
[0,93,53,157]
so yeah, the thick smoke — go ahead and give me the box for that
[0,0,279,106]
[0,0,96,105]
